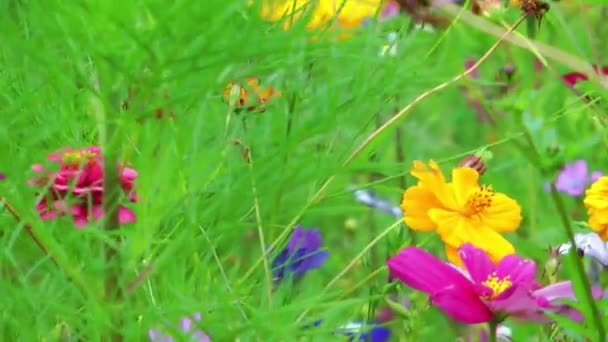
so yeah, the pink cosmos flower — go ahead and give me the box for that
[387,243,599,324]
[28,146,137,228]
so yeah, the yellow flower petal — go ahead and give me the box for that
[401,185,443,231]
[427,208,473,246]
[409,160,458,208]
[480,193,522,232]
[429,208,515,264]
[450,167,479,205]
[584,176,608,241]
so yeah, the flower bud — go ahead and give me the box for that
[458,154,487,176]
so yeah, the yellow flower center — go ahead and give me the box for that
[465,185,494,215]
[62,150,97,165]
[482,273,512,299]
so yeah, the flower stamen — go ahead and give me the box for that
[62,150,97,166]
[465,185,494,215]
[482,273,512,299]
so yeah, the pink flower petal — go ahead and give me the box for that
[388,247,475,295]
[458,243,494,285]
[489,286,545,322]
[494,254,536,288]
[533,281,577,302]
[431,286,493,323]
[121,167,138,180]
[92,204,105,220]
[118,206,136,224]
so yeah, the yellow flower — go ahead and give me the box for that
[584,176,608,240]
[259,0,388,38]
[400,160,522,264]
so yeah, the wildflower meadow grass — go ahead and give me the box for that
[2,0,608,341]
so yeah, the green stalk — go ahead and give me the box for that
[487,320,498,342]
[514,122,606,341]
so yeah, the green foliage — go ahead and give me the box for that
[1,0,607,341]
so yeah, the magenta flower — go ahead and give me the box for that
[0,172,5,180]
[387,243,597,324]
[554,160,602,197]
[148,312,210,342]
[28,146,137,228]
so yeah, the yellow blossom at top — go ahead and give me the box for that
[584,176,608,240]
[259,0,389,37]
[400,160,522,265]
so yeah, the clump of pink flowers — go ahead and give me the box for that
[28,146,137,228]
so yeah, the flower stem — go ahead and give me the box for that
[549,184,606,342]
[487,320,498,342]
[0,196,58,265]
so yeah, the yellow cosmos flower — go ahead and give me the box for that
[400,160,522,265]
[259,0,388,38]
[584,176,608,240]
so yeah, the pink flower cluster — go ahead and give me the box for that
[28,146,137,228]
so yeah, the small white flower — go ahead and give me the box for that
[348,186,402,218]
[557,232,608,266]
[413,23,435,33]
[496,325,512,341]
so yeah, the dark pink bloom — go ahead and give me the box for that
[28,146,137,228]
[387,243,598,324]
[562,65,608,87]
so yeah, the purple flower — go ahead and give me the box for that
[554,160,602,196]
[148,312,210,342]
[0,173,5,180]
[271,226,328,282]
[387,243,601,324]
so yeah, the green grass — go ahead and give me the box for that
[1,0,607,341]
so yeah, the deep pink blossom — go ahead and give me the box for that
[387,243,599,324]
[28,146,137,228]
[562,65,608,87]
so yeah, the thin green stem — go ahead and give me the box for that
[488,320,498,342]
[248,153,273,307]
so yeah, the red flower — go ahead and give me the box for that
[562,65,608,87]
[29,146,137,228]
